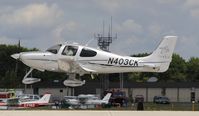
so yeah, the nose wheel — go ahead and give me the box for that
[22,68,41,84]
[63,74,85,87]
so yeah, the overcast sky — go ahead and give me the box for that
[0,0,199,59]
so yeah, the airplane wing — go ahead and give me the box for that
[78,63,97,73]
[58,58,96,74]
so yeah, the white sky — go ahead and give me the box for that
[0,0,199,59]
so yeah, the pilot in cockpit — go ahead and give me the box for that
[62,46,77,56]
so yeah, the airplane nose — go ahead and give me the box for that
[11,53,20,60]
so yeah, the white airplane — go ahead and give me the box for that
[11,36,177,87]
[64,96,79,106]
[82,93,112,105]
[64,93,111,108]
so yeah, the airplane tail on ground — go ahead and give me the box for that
[37,94,51,103]
[19,94,51,107]
[102,93,112,103]
[142,36,177,72]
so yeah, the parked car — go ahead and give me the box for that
[197,98,199,103]
[135,95,144,103]
[104,89,128,107]
[153,96,159,103]
[153,96,170,104]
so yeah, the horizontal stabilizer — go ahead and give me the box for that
[143,63,160,70]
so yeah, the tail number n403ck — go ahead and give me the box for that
[107,58,138,66]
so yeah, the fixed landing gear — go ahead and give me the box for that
[63,74,85,87]
[22,68,41,84]
[22,69,85,87]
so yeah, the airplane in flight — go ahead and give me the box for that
[11,36,177,87]
[0,94,51,109]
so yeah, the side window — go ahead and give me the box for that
[29,96,33,99]
[34,96,40,100]
[80,48,97,57]
[62,46,78,56]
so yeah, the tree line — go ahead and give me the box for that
[0,44,199,88]
[128,53,199,82]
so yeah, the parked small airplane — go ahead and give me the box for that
[64,93,111,108]
[81,93,111,105]
[16,94,40,102]
[0,94,51,108]
[11,36,177,87]
[18,93,51,107]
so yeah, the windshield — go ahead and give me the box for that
[46,44,62,54]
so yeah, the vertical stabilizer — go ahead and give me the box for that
[102,93,112,103]
[143,36,177,72]
[38,94,51,103]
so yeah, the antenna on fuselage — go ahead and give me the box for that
[85,37,95,47]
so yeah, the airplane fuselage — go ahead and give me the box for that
[17,45,159,75]
[11,36,177,76]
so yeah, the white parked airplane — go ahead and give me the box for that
[82,93,111,105]
[64,93,112,108]
[64,96,79,106]
[11,36,177,87]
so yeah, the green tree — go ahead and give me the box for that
[158,54,187,82]
[186,57,199,81]
[0,44,38,88]
[128,53,187,82]
[128,53,154,82]
[0,70,17,88]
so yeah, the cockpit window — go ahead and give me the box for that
[80,48,97,57]
[46,44,62,54]
[62,46,78,56]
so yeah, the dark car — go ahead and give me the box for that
[153,96,160,103]
[104,89,128,107]
[135,95,144,103]
[154,96,170,104]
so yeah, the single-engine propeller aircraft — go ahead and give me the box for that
[11,36,177,87]
[64,93,112,109]
[65,93,112,106]
[0,94,51,109]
